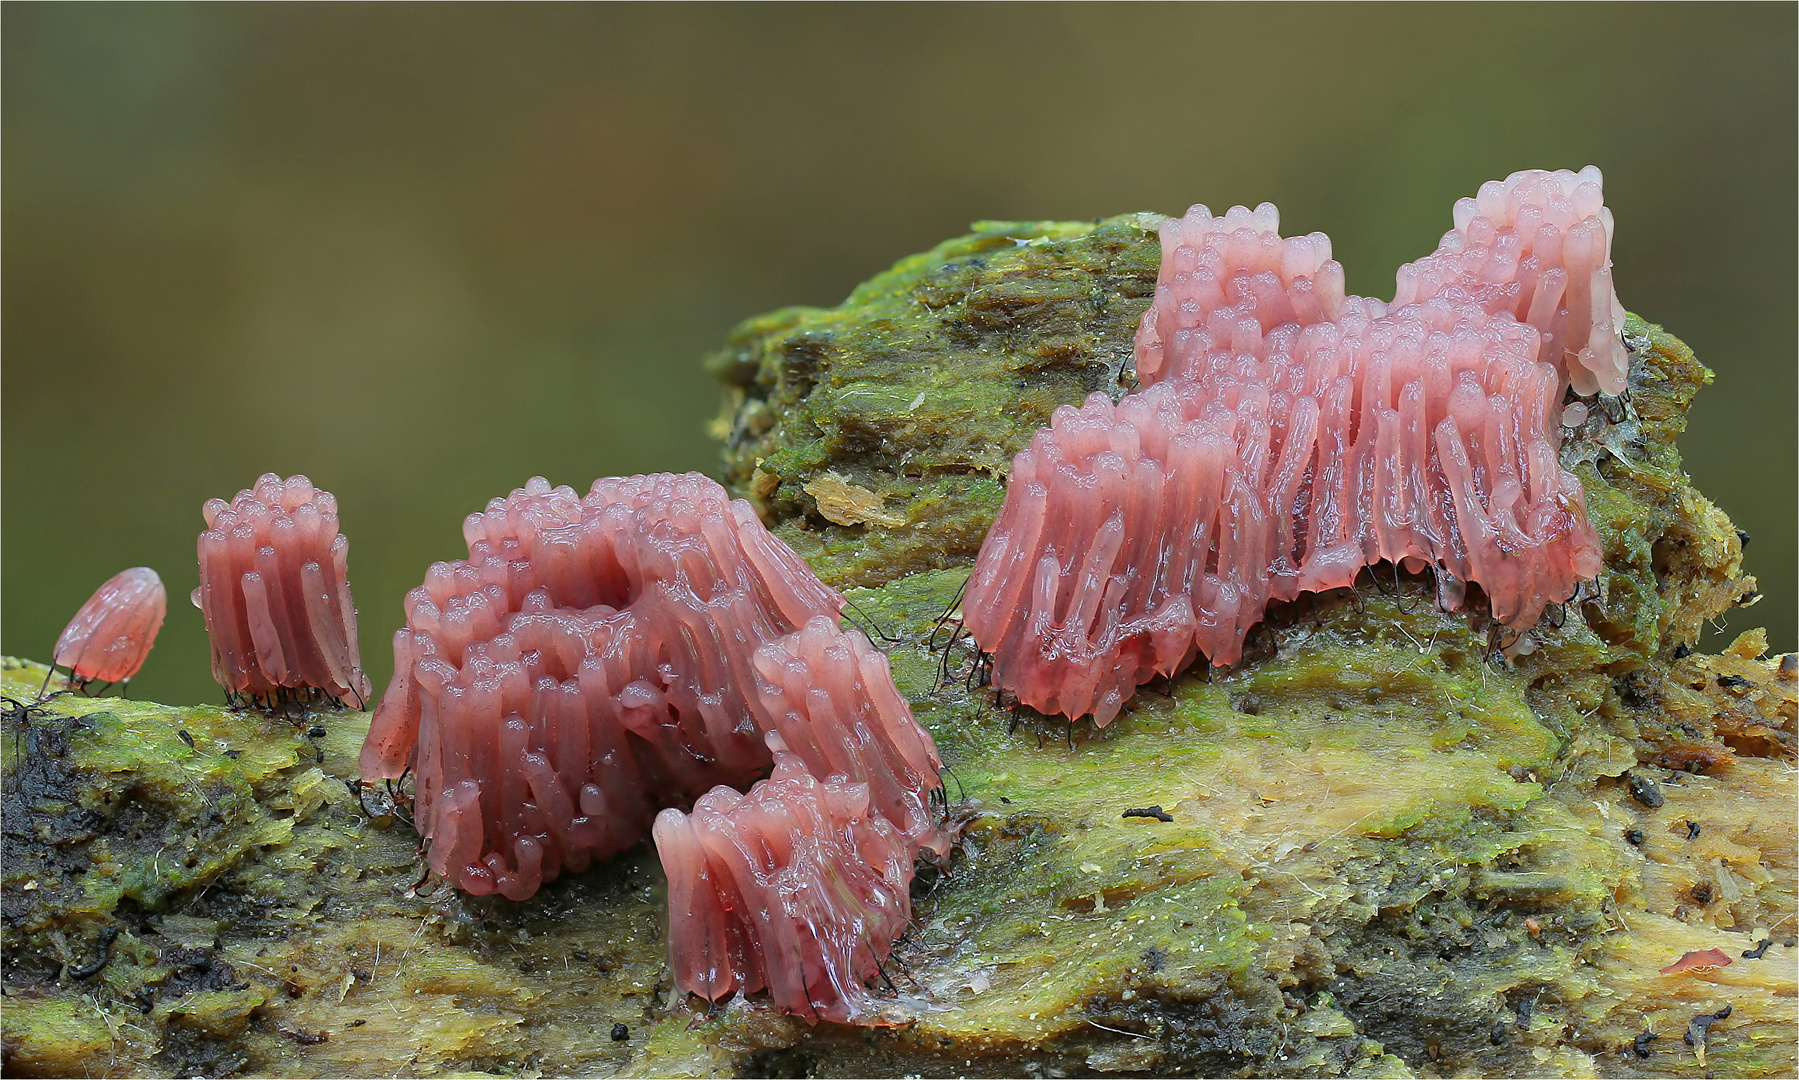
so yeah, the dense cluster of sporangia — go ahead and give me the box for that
[964,168,1616,724]
[193,474,370,708]
[357,473,946,1020]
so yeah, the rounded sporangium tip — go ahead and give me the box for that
[51,567,167,689]
[611,1023,629,1042]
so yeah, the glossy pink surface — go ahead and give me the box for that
[53,567,167,684]
[358,474,946,1020]
[966,170,1613,724]
[752,615,949,860]
[1136,167,1628,397]
[362,473,842,900]
[192,474,370,704]
[360,479,927,861]
[653,737,918,1025]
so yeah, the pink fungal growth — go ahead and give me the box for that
[1136,166,1628,397]
[751,615,951,859]
[358,474,948,1023]
[192,474,370,708]
[1397,166,1628,397]
[966,169,1613,724]
[653,736,918,1024]
[357,474,852,898]
[50,567,167,689]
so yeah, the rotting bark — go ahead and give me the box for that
[3,215,1794,1078]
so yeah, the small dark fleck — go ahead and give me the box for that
[224,748,241,759]
[1516,996,1534,1024]
[1742,940,1771,960]
[178,729,195,749]
[1625,827,1645,846]
[1739,590,1760,606]
[348,1019,367,1028]
[286,1028,329,1046]
[1690,882,1714,905]
[1633,1030,1658,1058]
[1615,668,1658,708]
[611,1022,630,1042]
[1234,693,1263,716]
[307,725,327,738]
[1673,643,1694,659]
[133,986,155,1014]
[1490,1023,1508,1045]
[1735,529,1751,548]
[1626,773,1664,808]
[1717,674,1752,690]
[69,928,120,980]
[1686,821,1702,840]
[571,950,590,962]
[1684,1004,1731,1047]
[1122,805,1174,822]
[999,796,1012,804]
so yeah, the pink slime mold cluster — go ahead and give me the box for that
[193,474,370,707]
[965,168,1614,725]
[358,474,945,1021]
[51,567,167,688]
[655,735,922,1024]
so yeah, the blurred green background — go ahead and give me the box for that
[5,4,1793,705]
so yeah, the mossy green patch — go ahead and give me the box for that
[0,994,118,1075]
[1,669,323,934]
[710,213,1161,588]
[1,660,670,1079]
